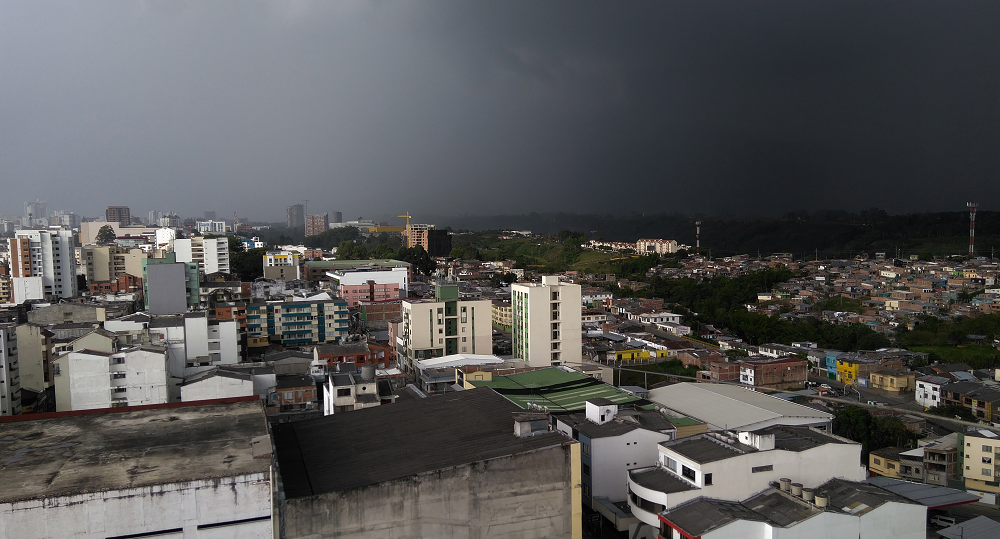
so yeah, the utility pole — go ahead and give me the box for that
[968,202,978,257]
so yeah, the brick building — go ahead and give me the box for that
[739,357,808,389]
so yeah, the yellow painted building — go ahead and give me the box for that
[614,348,671,363]
[962,429,1000,496]
[870,370,916,393]
[491,300,512,332]
[869,447,903,478]
[836,358,861,384]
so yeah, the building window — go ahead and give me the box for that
[873,458,881,465]
[583,464,591,477]
[681,466,696,482]
[888,463,896,470]
[704,473,713,486]
[664,457,677,471]
[582,443,590,456]
[337,388,351,397]
[984,469,993,476]
[751,465,773,473]
[984,457,993,464]
[985,445,994,452]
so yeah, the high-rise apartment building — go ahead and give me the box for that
[398,284,492,374]
[287,204,305,231]
[512,276,582,368]
[0,324,20,416]
[106,206,132,227]
[24,200,46,220]
[174,237,230,275]
[245,298,349,348]
[331,211,343,224]
[404,223,433,249]
[305,214,329,237]
[9,229,78,300]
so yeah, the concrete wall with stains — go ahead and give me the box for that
[0,473,271,539]
[282,445,578,539]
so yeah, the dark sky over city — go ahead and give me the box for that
[2,1,998,222]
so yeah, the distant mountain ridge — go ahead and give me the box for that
[429,210,1000,258]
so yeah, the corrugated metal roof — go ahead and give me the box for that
[647,383,831,430]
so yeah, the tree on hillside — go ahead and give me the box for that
[95,225,116,245]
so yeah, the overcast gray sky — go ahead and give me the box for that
[2,1,998,222]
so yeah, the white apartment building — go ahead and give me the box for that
[196,220,227,234]
[398,284,492,374]
[174,236,230,275]
[264,250,302,280]
[154,227,176,250]
[0,324,20,416]
[148,313,240,378]
[512,276,582,367]
[636,239,679,255]
[626,427,866,531]
[52,346,169,411]
[915,375,950,408]
[553,399,676,521]
[9,229,78,299]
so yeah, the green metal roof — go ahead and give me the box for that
[469,367,646,412]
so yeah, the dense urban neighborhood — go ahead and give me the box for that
[1,204,1000,538]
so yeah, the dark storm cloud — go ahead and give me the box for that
[1,1,998,221]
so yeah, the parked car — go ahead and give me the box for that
[929,515,956,527]
[820,384,832,389]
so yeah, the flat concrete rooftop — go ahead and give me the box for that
[0,400,270,503]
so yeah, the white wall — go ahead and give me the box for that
[122,349,169,406]
[184,316,209,362]
[0,474,271,539]
[915,380,941,408]
[61,351,112,411]
[182,375,254,402]
[592,430,673,503]
[11,276,43,303]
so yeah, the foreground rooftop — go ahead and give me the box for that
[0,399,269,503]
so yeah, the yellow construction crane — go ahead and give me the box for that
[398,212,412,247]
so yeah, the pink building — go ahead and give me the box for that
[340,280,402,307]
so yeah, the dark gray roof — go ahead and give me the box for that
[663,436,745,464]
[938,515,1000,539]
[149,315,184,328]
[941,381,982,394]
[755,426,853,452]
[866,476,980,508]
[628,467,697,495]
[619,409,677,432]
[662,498,766,536]
[276,374,316,389]
[664,488,821,536]
[118,313,150,322]
[742,489,822,527]
[272,388,569,498]
[557,413,640,439]
[816,478,916,515]
[588,397,616,406]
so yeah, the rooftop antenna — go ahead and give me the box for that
[968,202,978,257]
[695,220,702,255]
